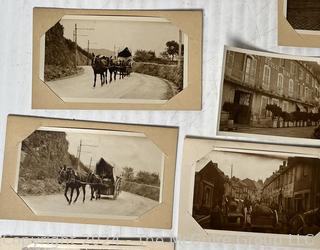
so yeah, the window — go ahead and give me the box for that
[305,87,308,99]
[283,101,289,112]
[244,56,252,83]
[226,51,234,76]
[280,58,285,67]
[289,79,294,96]
[244,56,257,84]
[260,96,269,117]
[272,98,279,106]
[277,73,284,95]
[262,65,271,90]
[290,62,296,75]
[203,186,211,208]
[299,68,304,80]
[299,84,304,97]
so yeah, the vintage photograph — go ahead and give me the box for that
[16,127,164,219]
[218,48,320,140]
[192,147,320,235]
[286,0,320,32]
[41,15,187,103]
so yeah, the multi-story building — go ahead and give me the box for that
[221,50,320,127]
[261,157,320,213]
[193,160,226,216]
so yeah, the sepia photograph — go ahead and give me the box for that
[218,47,320,141]
[286,0,320,32]
[16,127,164,219]
[41,15,187,103]
[191,146,320,235]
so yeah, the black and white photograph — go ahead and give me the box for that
[286,0,320,32]
[16,127,164,219]
[41,15,187,103]
[218,47,320,140]
[192,147,320,235]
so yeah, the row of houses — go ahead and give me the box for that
[261,157,320,213]
[221,50,320,127]
[193,159,261,216]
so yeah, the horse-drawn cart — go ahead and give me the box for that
[95,158,122,200]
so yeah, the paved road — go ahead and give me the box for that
[238,126,316,139]
[46,66,172,102]
[21,191,158,219]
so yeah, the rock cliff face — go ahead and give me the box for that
[44,22,91,81]
[18,130,88,196]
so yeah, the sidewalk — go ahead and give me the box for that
[237,126,317,139]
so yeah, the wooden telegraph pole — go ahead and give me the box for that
[74,23,78,67]
[178,29,182,68]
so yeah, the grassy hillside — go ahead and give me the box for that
[18,130,89,196]
[44,22,91,81]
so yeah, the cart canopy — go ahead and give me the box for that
[95,157,114,181]
[118,47,132,58]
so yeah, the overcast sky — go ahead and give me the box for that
[59,15,180,56]
[185,140,288,182]
[202,150,285,182]
[65,131,163,176]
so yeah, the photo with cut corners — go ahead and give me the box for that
[286,0,320,33]
[218,47,320,141]
[191,147,320,236]
[40,15,188,104]
[15,127,165,219]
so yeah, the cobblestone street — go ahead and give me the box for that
[238,126,317,139]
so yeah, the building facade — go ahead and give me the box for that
[221,50,320,127]
[193,161,226,216]
[261,157,320,214]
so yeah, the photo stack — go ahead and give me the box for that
[0,1,320,250]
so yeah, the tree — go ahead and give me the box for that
[122,167,134,181]
[165,40,179,61]
[133,50,156,62]
[159,51,170,60]
[134,171,160,186]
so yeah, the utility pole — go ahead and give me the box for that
[73,24,94,67]
[178,29,182,68]
[74,23,78,67]
[76,139,98,171]
[87,40,90,65]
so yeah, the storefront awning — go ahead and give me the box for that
[296,103,307,112]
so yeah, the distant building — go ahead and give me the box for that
[193,160,226,216]
[261,157,320,213]
[242,178,259,201]
[221,50,320,127]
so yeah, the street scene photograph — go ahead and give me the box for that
[192,148,320,235]
[286,0,320,32]
[219,48,320,140]
[16,127,164,219]
[42,15,186,103]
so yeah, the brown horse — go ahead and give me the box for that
[58,166,86,205]
[87,172,103,200]
[91,53,108,87]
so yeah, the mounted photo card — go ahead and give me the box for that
[32,8,202,110]
[179,137,320,248]
[217,46,320,145]
[0,115,178,229]
[278,0,320,48]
